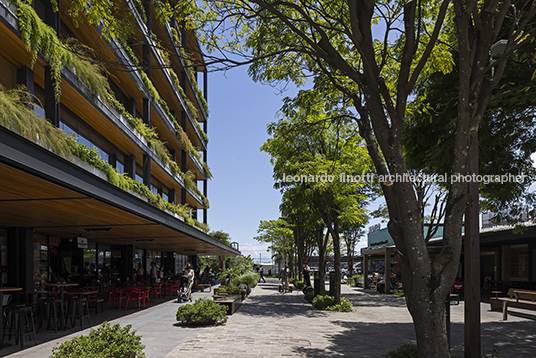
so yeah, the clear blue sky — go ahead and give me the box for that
[205,66,380,263]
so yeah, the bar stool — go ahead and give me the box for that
[66,296,90,331]
[35,296,63,333]
[1,305,38,350]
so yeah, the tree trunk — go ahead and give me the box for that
[347,246,354,277]
[331,220,341,304]
[317,229,328,291]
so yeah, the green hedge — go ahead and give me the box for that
[176,298,228,326]
[50,322,145,358]
[311,293,353,312]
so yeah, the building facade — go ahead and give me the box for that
[0,0,239,292]
[364,221,536,292]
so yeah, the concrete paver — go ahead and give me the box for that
[2,278,535,357]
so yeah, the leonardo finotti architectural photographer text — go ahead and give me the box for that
[282,173,527,184]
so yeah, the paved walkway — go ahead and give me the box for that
[2,278,536,357]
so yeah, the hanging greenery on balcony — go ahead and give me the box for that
[0,85,209,230]
[16,2,111,102]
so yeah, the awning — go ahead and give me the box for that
[0,126,239,256]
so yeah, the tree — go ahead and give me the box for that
[340,223,365,276]
[404,42,536,224]
[254,218,295,272]
[261,106,373,303]
[202,1,536,356]
[210,231,232,272]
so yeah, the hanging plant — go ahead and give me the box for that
[16,2,111,102]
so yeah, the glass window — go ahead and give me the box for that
[60,122,109,162]
[116,161,124,174]
[33,233,48,289]
[0,230,8,286]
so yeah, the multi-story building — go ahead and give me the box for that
[0,0,239,291]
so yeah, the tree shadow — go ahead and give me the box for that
[237,282,329,319]
[449,320,536,357]
[292,321,416,357]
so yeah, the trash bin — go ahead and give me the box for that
[314,271,321,295]
[329,271,336,296]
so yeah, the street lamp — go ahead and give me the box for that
[464,38,507,358]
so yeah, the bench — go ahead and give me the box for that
[192,284,211,292]
[490,288,536,320]
[213,295,241,315]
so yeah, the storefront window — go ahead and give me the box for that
[0,230,8,286]
[510,245,529,280]
[98,243,112,285]
[83,241,97,286]
[134,248,144,282]
[33,233,48,289]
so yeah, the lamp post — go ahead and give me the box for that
[464,39,506,358]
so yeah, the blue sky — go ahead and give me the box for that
[205,66,380,263]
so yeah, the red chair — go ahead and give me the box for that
[149,284,163,303]
[143,287,151,307]
[107,288,126,310]
[125,288,144,310]
[170,282,181,299]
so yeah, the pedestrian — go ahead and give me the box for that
[150,262,157,286]
[280,263,290,292]
[259,265,266,283]
[185,262,195,302]
[302,264,311,287]
[136,262,145,283]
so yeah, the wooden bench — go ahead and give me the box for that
[490,288,536,320]
[213,295,241,315]
[192,284,211,292]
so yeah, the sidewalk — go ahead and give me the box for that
[165,278,536,358]
[3,278,536,357]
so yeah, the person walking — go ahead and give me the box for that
[185,262,195,302]
[280,264,290,292]
[259,265,266,283]
[303,264,311,287]
[150,262,157,286]
[136,262,145,283]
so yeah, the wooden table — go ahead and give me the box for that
[0,287,22,344]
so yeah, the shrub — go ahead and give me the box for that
[50,322,145,357]
[325,297,353,312]
[294,280,305,289]
[176,298,228,326]
[312,294,335,310]
[312,294,353,312]
[233,272,259,288]
[304,291,315,303]
[217,286,246,301]
[383,344,418,358]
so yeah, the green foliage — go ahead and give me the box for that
[0,86,73,159]
[232,272,259,288]
[175,298,228,326]
[216,286,246,301]
[293,280,305,289]
[312,294,352,312]
[50,322,145,358]
[304,291,315,303]
[383,344,418,358]
[0,86,208,232]
[16,2,111,102]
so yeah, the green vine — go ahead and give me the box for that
[16,2,111,102]
[0,86,210,229]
